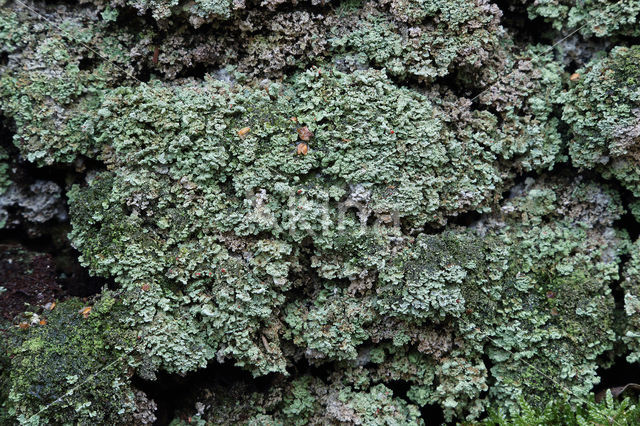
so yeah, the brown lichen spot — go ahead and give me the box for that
[296,142,309,155]
[141,283,151,291]
[297,126,313,141]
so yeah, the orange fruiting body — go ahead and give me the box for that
[79,306,92,318]
[237,127,251,137]
[296,142,308,155]
[570,73,580,81]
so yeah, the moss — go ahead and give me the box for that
[484,392,640,425]
[0,293,139,424]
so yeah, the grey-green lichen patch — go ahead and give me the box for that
[284,176,628,419]
[0,146,10,196]
[0,1,142,165]
[3,0,640,423]
[623,239,640,363]
[563,45,640,196]
[72,67,514,232]
[477,45,566,171]
[65,66,510,378]
[70,0,506,84]
[109,0,234,24]
[33,65,636,423]
[170,373,424,425]
[468,176,628,414]
[0,180,66,231]
[330,0,504,83]
[523,0,640,38]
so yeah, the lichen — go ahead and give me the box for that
[2,0,640,423]
[523,0,640,38]
[563,46,640,196]
[623,239,640,363]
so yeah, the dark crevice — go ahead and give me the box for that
[133,361,281,425]
[481,352,495,398]
[386,379,411,400]
[594,357,640,397]
[421,403,446,424]
[0,226,111,297]
[387,379,448,424]
[610,256,627,311]
[174,62,210,81]
[290,356,335,383]
[419,222,445,235]
[448,210,482,229]
[0,117,111,299]
[78,55,98,71]
[494,0,557,46]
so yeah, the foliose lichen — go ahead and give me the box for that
[2,0,640,423]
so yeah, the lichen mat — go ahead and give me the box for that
[1,0,640,424]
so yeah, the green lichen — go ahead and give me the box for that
[563,45,640,196]
[623,239,640,363]
[524,0,640,37]
[0,1,139,165]
[330,0,504,83]
[2,0,640,423]
[0,146,10,195]
[61,64,576,389]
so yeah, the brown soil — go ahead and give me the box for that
[0,244,61,320]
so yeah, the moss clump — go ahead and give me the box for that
[484,392,640,425]
[0,293,139,425]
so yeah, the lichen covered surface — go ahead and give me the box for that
[2,0,640,424]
